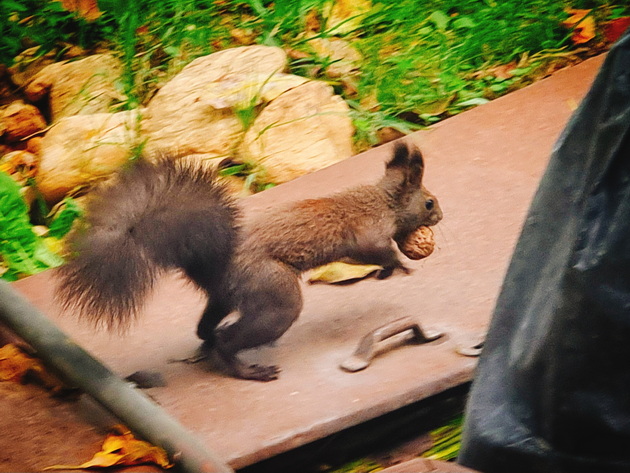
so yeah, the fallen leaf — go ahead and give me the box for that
[304,8,321,33]
[308,36,362,78]
[285,48,311,60]
[323,0,372,35]
[230,27,257,45]
[46,426,173,470]
[418,94,456,116]
[489,62,518,80]
[562,9,596,44]
[309,262,382,284]
[562,8,590,28]
[0,343,35,383]
[0,343,66,392]
[55,0,102,21]
[604,17,630,44]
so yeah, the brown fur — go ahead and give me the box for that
[57,142,442,381]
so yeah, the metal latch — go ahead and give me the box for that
[340,316,444,372]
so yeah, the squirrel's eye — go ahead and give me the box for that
[425,199,434,211]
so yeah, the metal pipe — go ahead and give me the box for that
[0,280,233,473]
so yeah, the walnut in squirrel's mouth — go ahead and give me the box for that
[400,226,435,260]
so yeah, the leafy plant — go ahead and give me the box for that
[421,415,464,462]
[219,161,275,193]
[352,0,569,129]
[0,172,60,280]
[0,0,111,65]
[0,173,81,281]
[0,0,617,194]
[48,198,83,239]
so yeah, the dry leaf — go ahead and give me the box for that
[562,9,596,45]
[323,0,372,35]
[309,262,382,284]
[285,48,311,60]
[56,0,102,21]
[230,27,257,45]
[0,343,65,391]
[604,17,630,44]
[46,426,173,470]
[304,8,322,33]
[488,62,517,80]
[308,37,362,78]
[0,343,36,382]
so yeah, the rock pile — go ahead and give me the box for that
[0,45,355,203]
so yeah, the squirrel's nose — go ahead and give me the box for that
[432,207,443,224]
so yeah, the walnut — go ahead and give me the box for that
[400,226,435,260]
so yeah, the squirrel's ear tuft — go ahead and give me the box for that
[386,142,410,170]
[407,145,425,184]
[385,142,425,185]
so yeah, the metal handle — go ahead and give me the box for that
[340,316,444,372]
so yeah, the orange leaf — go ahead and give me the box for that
[0,343,69,393]
[0,343,37,382]
[56,0,102,21]
[562,9,596,45]
[45,426,173,470]
[324,0,372,34]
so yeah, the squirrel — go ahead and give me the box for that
[57,142,443,381]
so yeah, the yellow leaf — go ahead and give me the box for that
[0,344,35,382]
[309,262,382,284]
[0,343,65,391]
[323,0,372,35]
[55,0,102,21]
[562,9,596,44]
[46,426,173,470]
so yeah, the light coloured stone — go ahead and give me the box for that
[24,54,125,121]
[240,80,354,183]
[36,110,139,202]
[8,47,57,88]
[203,73,308,110]
[142,45,289,158]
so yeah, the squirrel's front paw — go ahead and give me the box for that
[376,264,412,279]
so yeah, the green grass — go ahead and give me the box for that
[0,0,625,278]
[2,0,624,145]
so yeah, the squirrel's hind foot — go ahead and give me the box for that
[217,349,280,382]
[236,362,280,382]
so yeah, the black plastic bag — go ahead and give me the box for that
[459,32,630,473]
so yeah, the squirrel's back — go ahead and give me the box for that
[57,158,240,329]
[242,187,393,271]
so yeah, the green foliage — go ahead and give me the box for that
[0,172,64,281]
[219,162,276,193]
[327,458,382,473]
[0,0,111,66]
[0,0,617,186]
[48,198,83,239]
[421,414,464,462]
[354,0,568,125]
[348,100,422,148]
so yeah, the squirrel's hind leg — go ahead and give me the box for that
[196,297,233,344]
[215,263,303,381]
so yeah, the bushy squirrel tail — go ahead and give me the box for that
[56,158,240,330]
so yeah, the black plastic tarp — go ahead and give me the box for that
[458,32,630,473]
